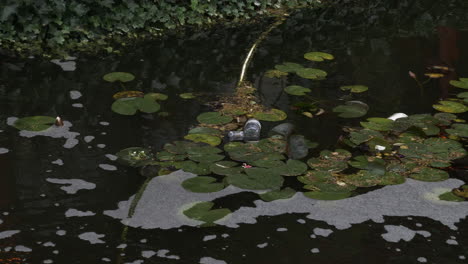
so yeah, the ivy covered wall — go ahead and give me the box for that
[0,0,317,56]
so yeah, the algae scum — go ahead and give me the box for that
[2,6,468,264]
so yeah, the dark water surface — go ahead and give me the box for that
[1,2,468,263]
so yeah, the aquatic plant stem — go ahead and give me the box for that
[237,15,288,87]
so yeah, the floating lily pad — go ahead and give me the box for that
[434,113,457,125]
[111,97,160,115]
[258,137,287,153]
[433,101,468,114]
[274,62,304,73]
[197,112,232,125]
[349,129,384,145]
[304,52,334,62]
[393,114,441,136]
[449,78,468,89]
[360,117,394,131]
[453,185,468,199]
[186,145,222,155]
[345,170,405,187]
[174,161,211,175]
[103,72,135,82]
[340,85,368,93]
[188,153,224,163]
[164,141,196,154]
[180,93,196,99]
[210,161,243,176]
[348,156,386,175]
[296,68,327,79]
[188,127,222,136]
[116,147,154,167]
[253,109,287,122]
[297,171,333,185]
[182,176,225,193]
[303,191,351,200]
[259,188,296,202]
[304,180,356,192]
[113,91,144,100]
[439,191,464,202]
[265,69,288,78]
[155,151,186,162]
[183,202,231,224]
[410,167,449,182]
[284,85,311,96]
[446,124,468,137]
[333,101,368,118]
[277,159,308,176]
[184,134,222,146]
[145,93,168,101]
[307,149,351,172]
[252,160,285,168]
[226,168,284,190]
[13,116,55,131]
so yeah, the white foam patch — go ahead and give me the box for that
[0,230,20,239]
[7,117,80,149]
[72,103,83,108]
[104,171,468,231]
[51,159,63,166]
[381,225,431,243]
[99,164,117,171]
[142,250,156,258]
[50,59,76,71]
[78,232,105,244]
[203,235,216,241]
[105,154,118,161]
[56,230,66,236]
[199,257,227,264]
[99,121,110,126]
[311,248,320,253]
[124,260,143,264]
[84,136,95,143]
[65,209,96,217]
[156,249,180,260]
[417,257,427,263]
[0,148,9,154]
[446,239,458,245]
[43,259,53,263]
[46,178,96,194]
[313,228,333,237]
[69,91,82,100]
[43,242,55,247]
[257,242,268,248]
[15,245,32,252]
[97,144,106,148]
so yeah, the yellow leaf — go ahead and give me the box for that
[424,73,444,79]
[302,112,313,118]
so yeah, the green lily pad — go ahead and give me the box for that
[145,93,168,101]
[155,151,186,162]
[111,97,160,115]
[259,188,296,202]
[197,112,232,125]
[439,191,464,202]
[360,117,394,131]
[116,147,154,167]
[297,171,333,185]
[307,149,351,172]
[449,78,468,89]
[183,202,231,224]
[188,127,222,136]
[164,141,197,154]
[226,168,284,190]
[340,85,369,93]
[304,52,334,62]
[393,114,441,136]
[434,113,457,125]
[210,161,243,176]
[274,62,304,73]
[180,93,196,99]
[253,109,287,122]
[284,85,311,96]
[453,185,468,198]
[184,134,222,146]
[186,145,222,155]
[13,116,55,131]
[188,153,224,163]
[446,124,468,137]
[349,129,384,145]
[182,176,225,193]
[175,161,211,175]
[348,156,386,175]
[265,69,289,78]
[410,167,449,182]
[277,159,308,176]
[303,191,351,200]
[258,137,287,153]
[296,68,327,79]
[333,101,368,118]
[433,101,468,114]
[252,160,285,168]
[103,72,135,82]
[344,170,405,187]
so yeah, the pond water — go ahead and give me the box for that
[1,2,468,263]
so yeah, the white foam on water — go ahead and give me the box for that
[199,257,227,264]
[99,164,117,171]
[311,248,320,253]
[43,241,55,247]
[56,230,66,236]
[65,209,95,217]
[156,249,180,260]
[97,144,106,148]
[446,239,458,245]
[72,103,83,108]
[257,242,268,248]
[381,225,431,243]
[417,257,427,263]
[0,230,20,239]
[104,171,468,232]
[51,159,63,166]
[69,90,82,100]
[105,154,118,161]
[142,250,156,258]
[99,121,110,126]
[15,245,32,252]
[7,117,80,149]
[203,235,217,241]
[51,59,76,71]
[84,136,95,143]
[0,148,9,154]
[313,228,333,237]
[46,178,96,194]
[78,232,105,244]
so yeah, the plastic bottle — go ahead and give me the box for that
[243,119,261,142]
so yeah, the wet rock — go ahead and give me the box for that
[288,135,308,160]
[269,123,294,138]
